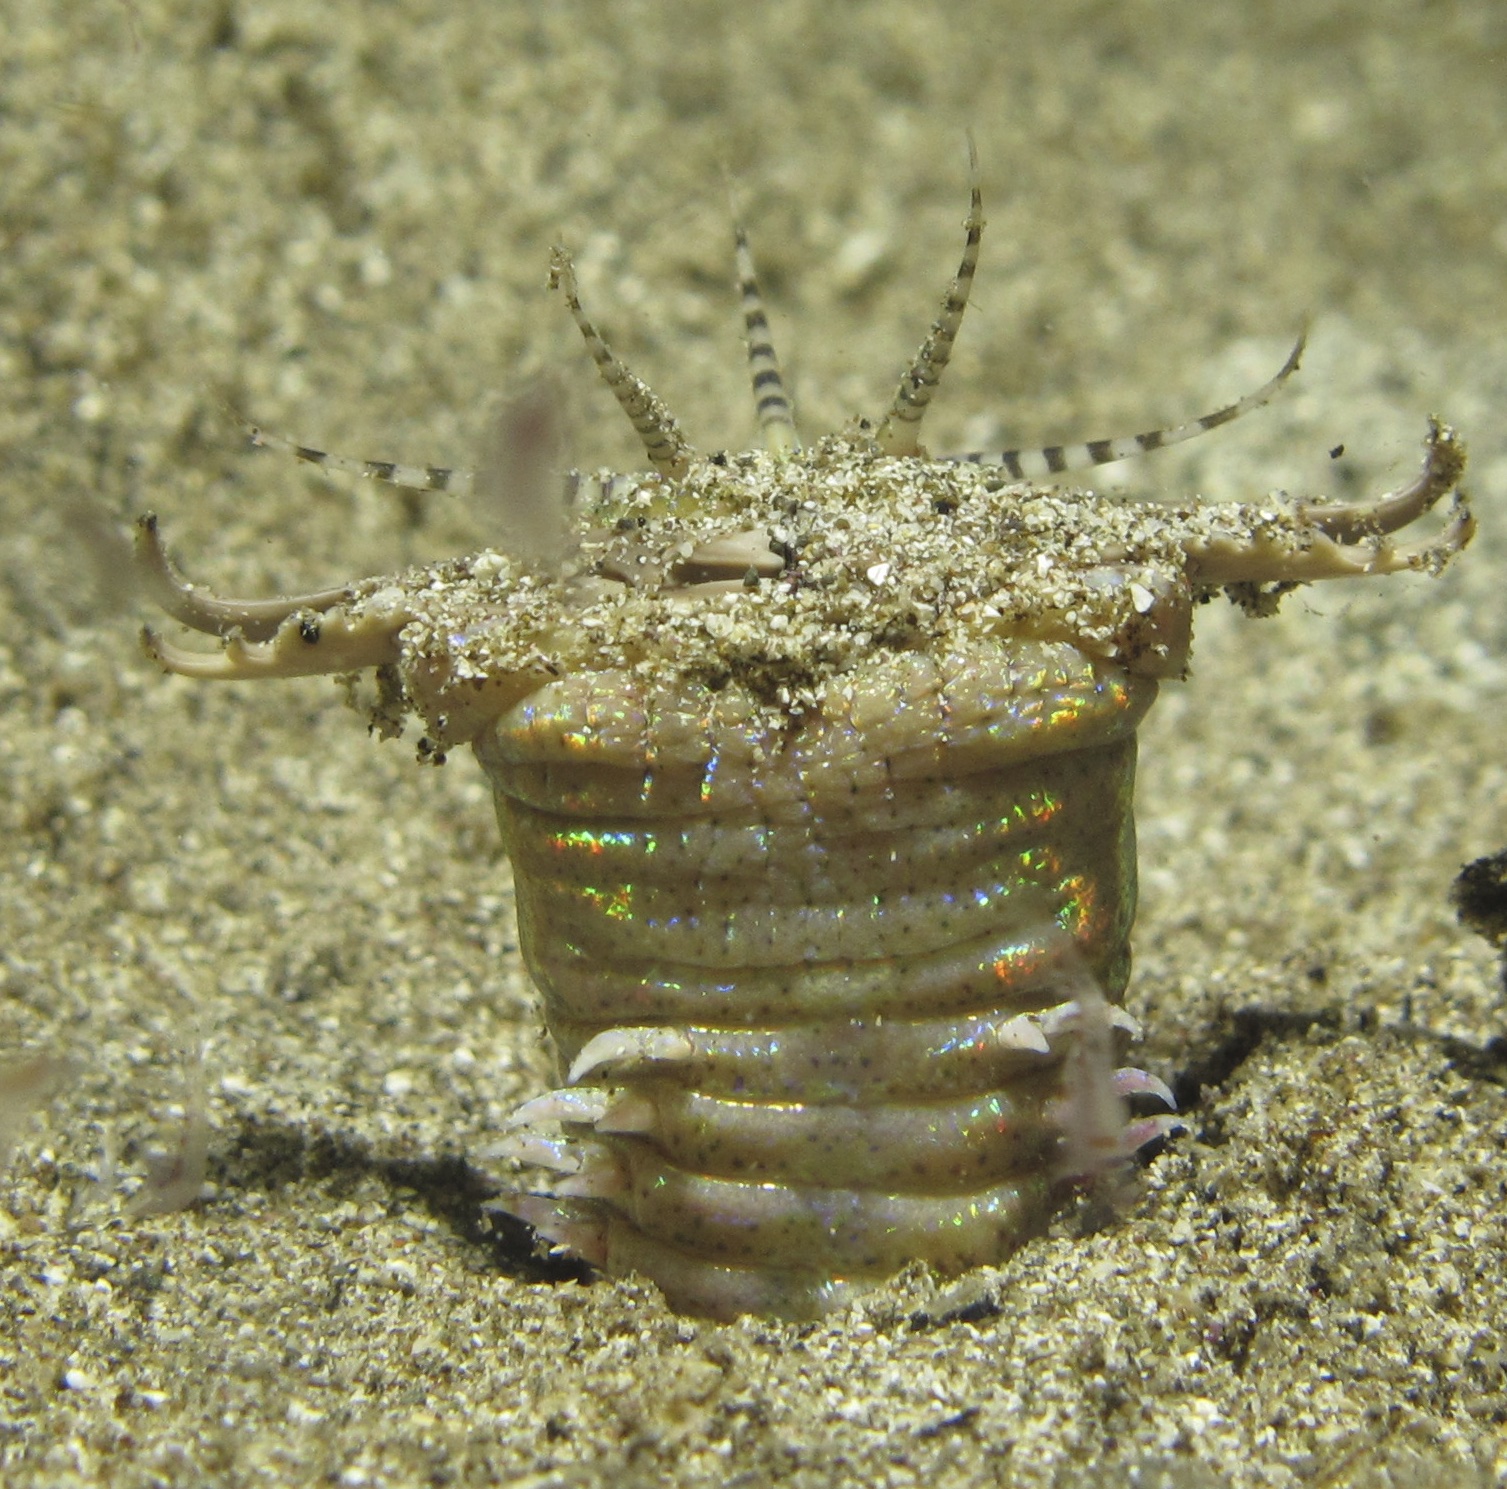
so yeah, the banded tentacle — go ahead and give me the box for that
[946,332,1307,480]
[733,224,800,457]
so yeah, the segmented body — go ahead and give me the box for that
[135,170,1472,1318]
[482,645,1147,1319]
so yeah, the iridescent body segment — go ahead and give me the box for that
[134,171,1472,1318]
[479,652,1148,1317]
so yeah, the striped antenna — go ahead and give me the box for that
[549,247,694,481]
[235,413,477,498]
[950,330,1307,480]
[876,135,984,458]
[733,222,799,457]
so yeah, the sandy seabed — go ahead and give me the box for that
[2,2,1506,1484]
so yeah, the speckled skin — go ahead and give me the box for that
[133,203,1471,1319]
[479,651,1148,1317]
